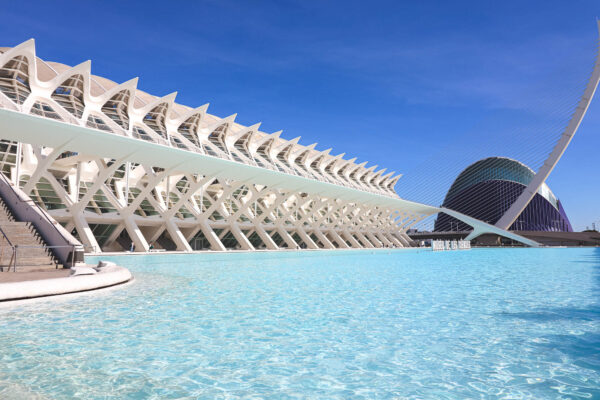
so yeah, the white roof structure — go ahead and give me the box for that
[0,40,400,198]
[0,39,540,251]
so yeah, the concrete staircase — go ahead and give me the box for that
[0,198,58,272]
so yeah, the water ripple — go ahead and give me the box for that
[0,248,599,399]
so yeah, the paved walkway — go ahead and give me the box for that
[0,269,70,283]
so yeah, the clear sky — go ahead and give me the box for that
[1,0,599,230]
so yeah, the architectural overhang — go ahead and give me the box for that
[0,108,540,247]
[0,108,436,214]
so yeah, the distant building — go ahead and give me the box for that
[434,157,572,232]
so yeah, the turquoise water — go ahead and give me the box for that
[1,248,599,399]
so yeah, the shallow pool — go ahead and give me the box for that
[1,248,599,399]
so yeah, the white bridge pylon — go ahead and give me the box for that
[490,20,600,235]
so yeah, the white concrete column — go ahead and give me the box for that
[14,142,22,186]
[313,229,335,249]
[327,229,350,248]
[230,224,254,250]
[200,220,226,251]
[123,215,150,252]
[23,141,71,194]
[393,232,411,247]
[375,232,392,247]
[341,230,362,248]
[73,214,101,253]
[103,223,126,248]
[296,227,319,249]
[366,232,383,248]
[385,232,404,247]
[277,226,300,249]
[355,232,375,248]
[165,220,193,252]
[255,225,278,250]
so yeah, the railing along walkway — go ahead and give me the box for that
[0,225,16,271]
[0,244,77,272]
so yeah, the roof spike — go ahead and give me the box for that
[136,91,178,115]
[272,135,300,153]
[262,130,282,142]
[381,172,397,183]
[3,38,36,56]
[225,122,261,145]
[20,38,36,47]
[92,76,139,104]
[203,113,236,133]
[201,113,235,131]
[78,59,92,70]
[0,38,38,84]
[40,59,94,99]
[389,173,403,182]
[372,169,389,187]
[46,59,91,85]
[169,102,208,125]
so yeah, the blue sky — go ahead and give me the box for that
[1,0,599,230]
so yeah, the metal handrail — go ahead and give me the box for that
[0,226,14,248]
[0,224,16,272]
[0,173,83,268]
[0,172,75,250]
[11,244,77,249]
[2,244,77,272]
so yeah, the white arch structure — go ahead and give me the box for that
[0,39,538,252]
[490,20,600,234]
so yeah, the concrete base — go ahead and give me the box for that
[409,230,600,247]
[518,231,600,247]
[0,264,132,302]
[0,269,70,283]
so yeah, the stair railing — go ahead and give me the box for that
[11,244,78,270]
[1,178,71,250]
[0,173,84,266]
[0,225,16,272]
